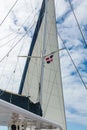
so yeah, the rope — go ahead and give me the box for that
[58,32,87,90]
[0,35,19,48]
[68,0,87,48]
[0,0,19,26]
[0,33,26,63]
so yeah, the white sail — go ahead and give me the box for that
[21,0,66,130]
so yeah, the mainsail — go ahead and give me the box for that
[19,0,67,130]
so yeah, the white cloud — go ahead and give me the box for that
[57,0,87,126]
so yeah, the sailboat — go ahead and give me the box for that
[0,0,66,130]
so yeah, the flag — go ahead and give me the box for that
[45,55,53,64]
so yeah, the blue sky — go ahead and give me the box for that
[0,0,87,130]
[67,122,87,130]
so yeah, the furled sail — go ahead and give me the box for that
[19,0,66,130]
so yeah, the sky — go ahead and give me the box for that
[0,0,87,130]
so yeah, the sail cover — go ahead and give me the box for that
[19,0,66,130]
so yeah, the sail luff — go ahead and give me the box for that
[39,0,48,106]
[18,0,45,95]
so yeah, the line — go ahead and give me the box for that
[0,0,19,26]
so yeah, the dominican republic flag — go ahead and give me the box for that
[45,55,53,64]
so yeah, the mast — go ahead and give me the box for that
[39,0,48,106]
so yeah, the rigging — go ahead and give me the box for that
[0,0,19,26]
[0,33,26,64]
[58,32,87,90]
[68,0,87,48]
